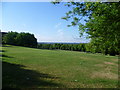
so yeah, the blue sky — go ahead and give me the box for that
[1,2,90,43]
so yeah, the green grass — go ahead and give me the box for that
[1,45,118,88]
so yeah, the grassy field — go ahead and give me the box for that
[1,45,118,88]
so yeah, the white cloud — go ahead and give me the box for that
[54,22,61,28]
[57,29,64,39]
[57,29,63,35]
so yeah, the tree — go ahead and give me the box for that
[1,32,8,44]
[16,32,37,48]
[60,44,66,50]
[3,31,18,45]
[53,2,120,55]
[3,31,37,48]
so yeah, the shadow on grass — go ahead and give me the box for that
[2,61,61,89]
[0,54,13,58]
[0,50,5,52]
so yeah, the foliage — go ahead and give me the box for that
[3,31,18,45]
[1,32,8,44]
[37,43,87,52]
[53,2,120,56]
[16,32,37,48]
[3,31,37,48]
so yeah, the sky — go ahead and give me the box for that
[1,2,90,43]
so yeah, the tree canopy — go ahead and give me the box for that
[3,31,37,48]
[53,1,120,55]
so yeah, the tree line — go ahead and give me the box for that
[38,43,86,51]
[37,43,119,56]
[2,31,37,48]
[2,31,119,56]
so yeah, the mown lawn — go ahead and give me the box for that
[1,45,118,88]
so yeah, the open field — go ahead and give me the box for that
[1,45,118,88]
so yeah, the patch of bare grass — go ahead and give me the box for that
[91,71,118,80]
[104,61,118,66]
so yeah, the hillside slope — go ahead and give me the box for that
[1,45,118,88]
